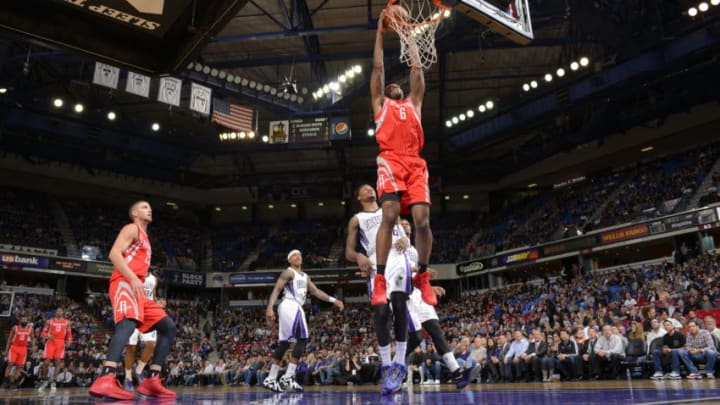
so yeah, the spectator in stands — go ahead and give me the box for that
[556,330,578,381]
[651,320,686,380]
[593,325,624,379]
[705,316,720,341]
[344,352,362,386]
[504,330,529,382]
[646,319,667,355]
[422,344,442,385]
[520,330,546,382]
[678,320,716,379]
[406,346,426,385]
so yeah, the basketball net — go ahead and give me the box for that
[385,0,450,70]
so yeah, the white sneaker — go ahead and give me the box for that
[262,377,284,393]
[50,382,57,391]
[37,380,49,391]
[650,372,665,380]
[279,375,303,392]
[667,372,681,380]
[433,379,440,385]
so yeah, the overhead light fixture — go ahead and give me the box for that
[579,57,590,67]
[53,98,64,108]
[478,105,486,113]
[248,131,255,139]
[556,68,566,77]
[528,183,537,188]
[215,207,222,212]
[107,111,116,121]
[353,65,362,73]
[0,88,7,94]
[641,146,654,153]
[459,114,466,121]
[530,80,538,88]
[570,61,580,71]
[241,205,248,210]
[444,195,450,200]
[445,120,452,127]
[74,103,84,113]
[367,128,375,136]
[689,6,699,15]
[712,0,719,6]
[291,203,297,208]
[544,73,553,82]
[341,201,346,206]
[699,2,709,12]
[463,195,469,200]
[452,117,459,124]
[151,122,160,132]
[262,135,269,143]
[268,204,274,209]
[202,66,211,74]
[485,100,494,110]
[522,83,530,92]
[318,202,324,207]
[466,109,474,118]
[210,68,219,77]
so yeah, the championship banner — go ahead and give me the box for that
[268,120,290,144]
[158,77,182,107]
[600,224,649,245]
[329,117,351,141]
[190,82,212,115]
[126,71,151,98]
[0,253,49,269]
[92,62,120,89]
[165,270,206,287]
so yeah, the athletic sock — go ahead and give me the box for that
[102,366,115,376]
[377,264,386,276]
[125,368,132,380]
[269,364,280,380]
[379,345,392,366]
[135,361,147,377]
[283,363,297,378]
[394,341,407,365]
[443,352,460,373]
[418,264,428,274]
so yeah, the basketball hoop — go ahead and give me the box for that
[383,0,451,70]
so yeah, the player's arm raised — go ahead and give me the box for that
[345,216,371,274]
[306,276,344,311]
[408,39,425,112]
[265,269,294,324]
[108,224,145,298]
[370,10,386,117]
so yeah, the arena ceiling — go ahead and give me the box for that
[0,0,719,196]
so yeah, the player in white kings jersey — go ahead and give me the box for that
[263,250,344,393]
[123,272,165,390]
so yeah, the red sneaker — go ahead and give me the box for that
[371,274,388,305]
[137,375,176,398]
[88,373,135,400]
[414,271,437,306]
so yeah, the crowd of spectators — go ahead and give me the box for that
[254,219,341,270]
[0,190,64,253]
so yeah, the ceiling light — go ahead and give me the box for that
[226,73,234,82]
[452,117,459,124]
[297,97,304,104]
[459,114,466,121]
[478,105,486,113]
[107,111,116,121]
[445,120,452,127]
[248,131,255,139]
[290,95,298,102]
[202,66,211,74]
[444,195,450,200]
[215,207,222,212]
[688,6,698,16]
[318,202,324,207]
[339,74,347,83]
[528,183,537,188]
[579,57,590,67]
[712,0,720,6]
[522,83,530,92]
[262,135,269,143]
[699,2,709,12]
[241,78,249,86]
[0,88,7,94]
[466,110,474,118]
[230,132,237,139]
[485,100,494,110]
[268,204,274,209]
[210,68,219,77]
[74,103,84,113]
[570,61,580,71]
[341,201,346,206]
[353,65,362,73]
[270,88,277,95]
[53,98,64,108]
[249,81,257,89]
[193,63,202,72]
[463,195,469,200]
[151,122,160,132]
[443,9,451,17]
[218,71,226,79]
[239,132,246,139]
[530,80,538,88]
[641,146,654,153]
[556,68,566,77]
[367,128,375,136]
[263,84,271,92]
[544,73,553,82]
[241,205,248,210]
[291,203,297,208]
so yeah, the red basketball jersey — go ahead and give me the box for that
[11,325,32,347]
[48,318,68,341]
[111,224,152,283]
[374,97,424,155]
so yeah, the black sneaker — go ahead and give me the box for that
[452,368,472,389]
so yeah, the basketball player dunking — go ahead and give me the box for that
[88,201,176,400]
[263,249,344,393]
[38,308,72,392]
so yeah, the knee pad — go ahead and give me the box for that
[292,339,308,360]
[274,341,291,361]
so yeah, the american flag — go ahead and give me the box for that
[212,99,254,132]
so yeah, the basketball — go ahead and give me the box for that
[382,4,410,33]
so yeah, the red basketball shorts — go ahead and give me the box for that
[110,278,166,333]
[43,340,64,360]
[376,151,431,213]
[9,345,27,365]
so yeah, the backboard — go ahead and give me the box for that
[445,0,533,45]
